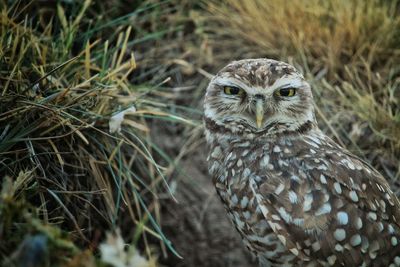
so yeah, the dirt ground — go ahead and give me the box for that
[155,125,255,267]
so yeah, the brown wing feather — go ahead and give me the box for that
[253,135,400,266]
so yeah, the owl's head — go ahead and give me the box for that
[204,59,316,138]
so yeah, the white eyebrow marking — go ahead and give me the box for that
[213,76,256,93]
[279,84,291,88]
[212,75,305,95]
[270,76,304,90]
[213,77,250,88]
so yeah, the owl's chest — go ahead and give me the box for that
[208,142,289,252]
[209,140,289,189]
[209,141,265,200]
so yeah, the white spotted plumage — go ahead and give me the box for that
[204,59,400,266]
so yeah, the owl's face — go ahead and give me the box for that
[204,59,315,136]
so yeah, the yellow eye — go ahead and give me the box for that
[223,86,245,96]
[275,88,296,97]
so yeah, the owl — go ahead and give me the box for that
[204,59,400,267]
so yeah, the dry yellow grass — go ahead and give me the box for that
[206,0,400,74]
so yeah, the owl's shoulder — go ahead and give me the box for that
[259,130,400,212]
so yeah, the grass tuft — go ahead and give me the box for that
[0,0,188,264]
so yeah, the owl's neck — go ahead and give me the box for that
[204,117,318,145]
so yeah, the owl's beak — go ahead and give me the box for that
[255,99,264,128]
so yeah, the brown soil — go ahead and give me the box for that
[155,126,255,267]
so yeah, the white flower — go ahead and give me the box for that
[109,106,136,134]
[99,229,156,267]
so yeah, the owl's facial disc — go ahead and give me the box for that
[204,59,316,136]
[212,77,305,131]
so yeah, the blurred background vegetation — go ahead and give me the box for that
[0,0,399,266]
